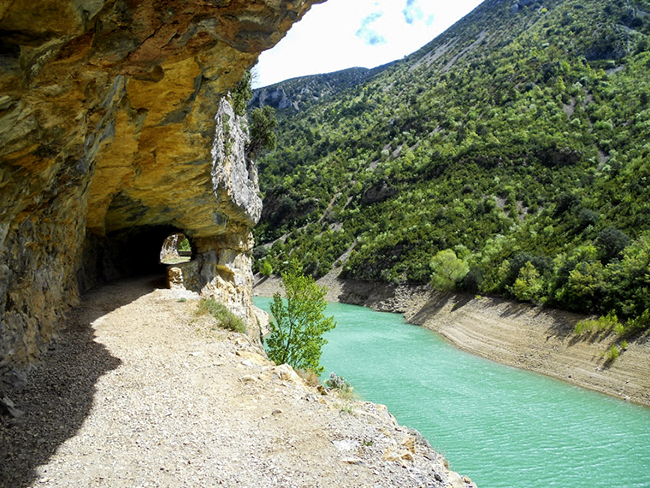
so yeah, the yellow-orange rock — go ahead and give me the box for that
[0,0,324,371]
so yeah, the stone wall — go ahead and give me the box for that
[0,0,323,372]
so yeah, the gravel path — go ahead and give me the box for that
[1,276,474,488]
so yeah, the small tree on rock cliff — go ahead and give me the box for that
[231,70,253,116]
[266,260,336,374]
[248,106,277,159]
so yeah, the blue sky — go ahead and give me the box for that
[253,0,484,88]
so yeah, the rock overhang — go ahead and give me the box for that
[0,0,325,368]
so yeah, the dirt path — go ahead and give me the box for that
[254,273,650,408]
[1,276,474,488]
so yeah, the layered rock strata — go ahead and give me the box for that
[0,0,322,371]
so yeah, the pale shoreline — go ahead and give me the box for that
[254,272,650,408]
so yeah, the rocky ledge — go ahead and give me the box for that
[0,277,476,488]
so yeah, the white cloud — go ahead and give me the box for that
[403,0,425,25]
[356,11,387,46]
[253,0,484,88]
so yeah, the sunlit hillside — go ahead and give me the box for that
[252,0,650,336]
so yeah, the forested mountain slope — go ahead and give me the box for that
[253,0,650,337]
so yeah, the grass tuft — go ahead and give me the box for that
[574,312,619,336]
[296,369,321,387]
[197,298,246,333]
[604,344,620,362]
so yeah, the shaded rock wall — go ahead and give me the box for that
[0,0,322,371]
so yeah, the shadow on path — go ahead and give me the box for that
[0,275,162,488]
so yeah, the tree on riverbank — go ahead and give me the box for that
[266,261,336,374]
[430,249,469,292]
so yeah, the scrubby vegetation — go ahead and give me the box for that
[266,261,337,374]
[178,237,191,253]
[324,372,353,394]
[197,298,247,333]
[231,70,253,116]
[248,106,278,159]
[253,0,650,337]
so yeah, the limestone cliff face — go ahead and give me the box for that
[0,0,322,371]
[168,98,262,336]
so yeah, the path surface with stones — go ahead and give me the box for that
[1,276,475,488]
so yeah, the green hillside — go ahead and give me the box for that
[252,0,650,337]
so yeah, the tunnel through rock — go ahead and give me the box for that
[160,233,193,265]
[0,0,318,371]
[79,226,187,290]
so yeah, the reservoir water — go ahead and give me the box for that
[254,297,650,487]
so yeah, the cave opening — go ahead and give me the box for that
[109,225,192,277]
[159,233,193,265]
[80,225,199,293]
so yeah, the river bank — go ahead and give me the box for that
[254,272,650,408]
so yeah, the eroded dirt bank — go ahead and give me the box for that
[254,273,650,408]
[0,276,474,488]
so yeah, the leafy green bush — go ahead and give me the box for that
[429,249,469,291]
[197,298,246,333]
[260,260,273,277]
[266,261,336,374]
[248,106,277,158]
[178,237,191,252]
[596,227,630,263]
[512,262,544,302]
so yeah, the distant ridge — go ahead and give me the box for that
[250,63,394,112]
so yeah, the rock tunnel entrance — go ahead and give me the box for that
[160,233,193,265]
[81,225,260,334]
[79,226,195,292]
[109,225,188,279]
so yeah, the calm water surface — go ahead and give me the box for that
[254,297,650,488]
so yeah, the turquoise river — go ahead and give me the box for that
[254,297,650,488]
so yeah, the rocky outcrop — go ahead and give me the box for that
[0,0,322,371]
[251,86,296,110]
